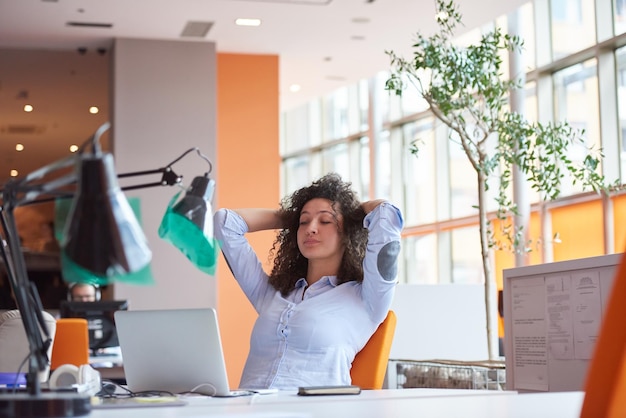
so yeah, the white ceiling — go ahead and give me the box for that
[0,0,527,180]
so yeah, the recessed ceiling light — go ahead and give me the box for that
[352,17,370,23]
[289,84,301,93]
[351,35,366,41]
[235,18,261,27]
[23,104,33,112]
[10,169,18,177]
[69,144,79,153]
[89,106,99,114]
[15,144,24,151]
[325,76,347,81]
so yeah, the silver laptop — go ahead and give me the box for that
[114,308,249,397]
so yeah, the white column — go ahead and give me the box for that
[111,38,218,310]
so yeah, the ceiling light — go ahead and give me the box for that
[235,18,261,27]
[325,75,347,81]
[289,84,301,93]
[10,170,18,177]
[89,106,99,114]
[15,144,24,151]
[70,145,79,153]
[23,104,33,112]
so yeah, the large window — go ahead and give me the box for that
[552,59,600,196]
[615,0,626,35]
[616,46,626,179]
[550,0,596,60]
[401,118,437,226]
[281,0,625,285]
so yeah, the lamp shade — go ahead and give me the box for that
[62,153,152,278]
[158,175,219,275]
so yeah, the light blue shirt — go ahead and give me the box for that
[213,202,403,390]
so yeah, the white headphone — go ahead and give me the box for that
[49,364,102,396]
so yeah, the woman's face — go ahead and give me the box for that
[297,198,344,261]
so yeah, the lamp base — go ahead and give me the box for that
[0,392,91,418]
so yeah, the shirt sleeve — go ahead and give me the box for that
[213,208,273,311]
[361,202,404,323]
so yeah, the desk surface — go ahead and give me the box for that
[89,388,585,418]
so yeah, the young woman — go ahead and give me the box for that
[213,173,403,389]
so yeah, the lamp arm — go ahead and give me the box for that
[165,147,213,176]
[14,155,76,188]
[0,207,50,396]
[16,173,77,207]
[83,121,111,156]
[1,166,184,209]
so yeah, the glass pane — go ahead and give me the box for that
[380,71,429,122]
[616,0,626,35]
[451,225,483,284]
[323,87,349,140]
[448,131,479,218]
[282,156,312,196]
[323,83,366,141]
[550,0,596,60]
[401,234,438,284]
[518,2,536,71]
[520,81,542,204]
[495,16,512,83]
[375,130,392,200]
[357,137,370,201]
[399,77,429,116]
[345,137,369,200]
[321,143,349,179]
[358,79,369,133]
[281,100,322,154]
[377,71,394,124]
[617,46,626,181]
[402,119,437,225]
[553,59,600,197]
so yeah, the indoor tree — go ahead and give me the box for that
[386,0,610,360]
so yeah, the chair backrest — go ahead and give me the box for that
[0,309,57,382]
[580,252,626,417]
[350,310,397,390]
[50,318,90,370]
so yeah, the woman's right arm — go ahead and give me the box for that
[232,208,283,232]
[213,208,276,310]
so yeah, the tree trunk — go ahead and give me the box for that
[477,170,498,360]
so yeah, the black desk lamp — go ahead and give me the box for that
[0,122,217,417]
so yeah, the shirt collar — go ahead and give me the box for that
[295,276,339,288]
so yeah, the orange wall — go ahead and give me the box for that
[215,53,280,387]
[551,200,604,261]
[613,194,626,252]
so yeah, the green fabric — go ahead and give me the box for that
[54,196,155,285]
[158,192,219,275]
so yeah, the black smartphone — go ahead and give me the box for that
[297,385,361,396]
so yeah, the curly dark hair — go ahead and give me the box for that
[268,173,368,296]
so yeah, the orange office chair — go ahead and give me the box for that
[50,318,90,370]
[580,252,626,418]
[350,310,397,390]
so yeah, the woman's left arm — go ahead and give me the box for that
[360,201,404,323]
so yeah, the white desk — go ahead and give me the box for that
[89,388,585,418]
